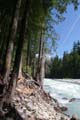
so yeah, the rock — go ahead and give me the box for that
[69,98,76,102]
[60,106,68,111]
[70,114,78,120]
[75,98,80,102]
[60,116,65,120]
[12,77,69,120]
[63,97,68,100]
[54,106,61,112]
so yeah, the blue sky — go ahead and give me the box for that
[54,4,80,58]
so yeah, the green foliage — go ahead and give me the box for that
[0,0,79,77]
[48,41,80,79]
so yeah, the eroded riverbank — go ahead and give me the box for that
[12,78,69,120]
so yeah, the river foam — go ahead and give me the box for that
[43,79,80,118]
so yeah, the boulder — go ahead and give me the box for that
[62,97,68,100]
[70,114,78,120]
[69,98,76,102]
[60,106,68,111]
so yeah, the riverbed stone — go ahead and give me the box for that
[60,106,68,111]
[70,114,78,120]
[69,98,76,102]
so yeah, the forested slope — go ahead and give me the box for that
[0,0,79,119]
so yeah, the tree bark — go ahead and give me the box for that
[5,0,29,104]
[0,21,9,71]
[3,0,22,84]
[32,56,36,78]
[26,38,31,67]
[0,0,22,113]
[36,26,45,88]
[40,44,45,88]
[18,56,22,79]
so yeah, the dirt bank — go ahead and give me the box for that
[10,77,69,120]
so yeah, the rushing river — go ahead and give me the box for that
[43,79,80,118]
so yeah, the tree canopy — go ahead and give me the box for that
[48,41,80,79]
[0,0,79,115]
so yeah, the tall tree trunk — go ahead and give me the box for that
[3,0,22,84]
[0,0,22,113]
[26,38,31,67]
[40,42,45,88]
[0,11,6,29]
[32,56,36,78]
[5,0,29,104]
[0,18,6,51]
[18,56,22,79]
[36,26,45,87]
[0,21,9,71]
